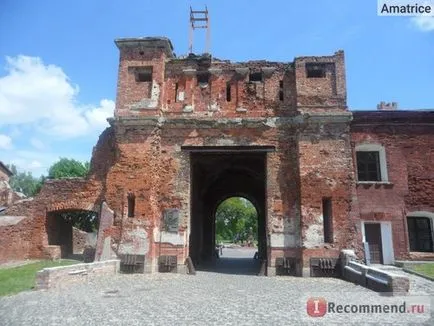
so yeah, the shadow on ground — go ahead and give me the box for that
[66,254,85,262]
[195,248,261,275]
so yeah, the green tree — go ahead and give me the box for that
[215,197,257,243]
[59,210,98,233]
[7,164,44,197]
[48,158,89,179]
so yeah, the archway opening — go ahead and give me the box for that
[215,197,258,248]
[46,209,99,261]
[189,150,268,275]
[212,196,261,274]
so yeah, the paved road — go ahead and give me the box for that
[0,249,432,325]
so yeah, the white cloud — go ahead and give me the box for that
[0,55,114,138]
[30,138,46,150]
[85,99,115,130]
[411,16,434,32]
[0,134,12,150]
[7,150,56,175]
[28,160,42,169]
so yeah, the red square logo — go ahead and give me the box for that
[306,297,327,317]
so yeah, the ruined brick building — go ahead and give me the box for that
[0,162,25,211]
[1,37,433,276]
[0,162,14,210]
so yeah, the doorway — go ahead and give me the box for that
[187,148,268,275]
[365,223,383,264]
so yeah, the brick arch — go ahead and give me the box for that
[46,200,100,214]
[45,200,101,260]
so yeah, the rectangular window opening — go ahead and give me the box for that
[226,82,231,102]
[197,73,210,84]
[279,80,284,101]
[127,193,135,218]
[323,198,333,243]
[407,217,433,252]
[175,82,179,102]
[135,67,153,82]
[306,63,326,78]
[356,151,381,181]
[249,72,263,82]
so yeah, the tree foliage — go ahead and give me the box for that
[215,197,258,243]
[7,164,44,197]
[59,210,99,233]
[48,158,89,179]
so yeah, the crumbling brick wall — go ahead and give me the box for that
[0,215,33,262]
[2,178,103,260]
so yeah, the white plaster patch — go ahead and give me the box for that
[208,102,219,111]
[150,81,160,101]
[153,228,185,245]
[301,206,323,224]
[324,177,337,189]
[282,218,297,233]
[118,228,149,255]
[304,224,323,248]
[183,105,193,112]
[0,215,27,227]
[216,138,235,146]
[264,118,277,128]
[177,91,185,101]
[270,233,297,248]
[100,236,117,261]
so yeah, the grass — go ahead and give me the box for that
[406,263,434,278]
[0,260,79,297]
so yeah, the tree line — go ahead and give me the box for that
[7,158,89,197]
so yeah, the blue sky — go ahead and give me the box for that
[0,0,433,176]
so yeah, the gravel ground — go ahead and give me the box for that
[0,249,432,326]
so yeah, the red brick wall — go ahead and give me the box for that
[3,178,102,260]
[352,112,434,260]
[298,119,363,269]
[0,216,33,262]
[115,47,168,117]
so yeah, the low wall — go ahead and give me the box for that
[36,260,120,290]
[340,250,409,295]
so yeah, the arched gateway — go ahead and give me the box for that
[3,37,432,274]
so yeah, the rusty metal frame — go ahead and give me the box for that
[189,6,210,54]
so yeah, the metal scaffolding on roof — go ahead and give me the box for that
[189,6,210,54]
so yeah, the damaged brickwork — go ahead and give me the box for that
[1,37,433,274]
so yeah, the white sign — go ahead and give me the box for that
[378,0,434,16]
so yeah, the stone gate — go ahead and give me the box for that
[2,37,433,274]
